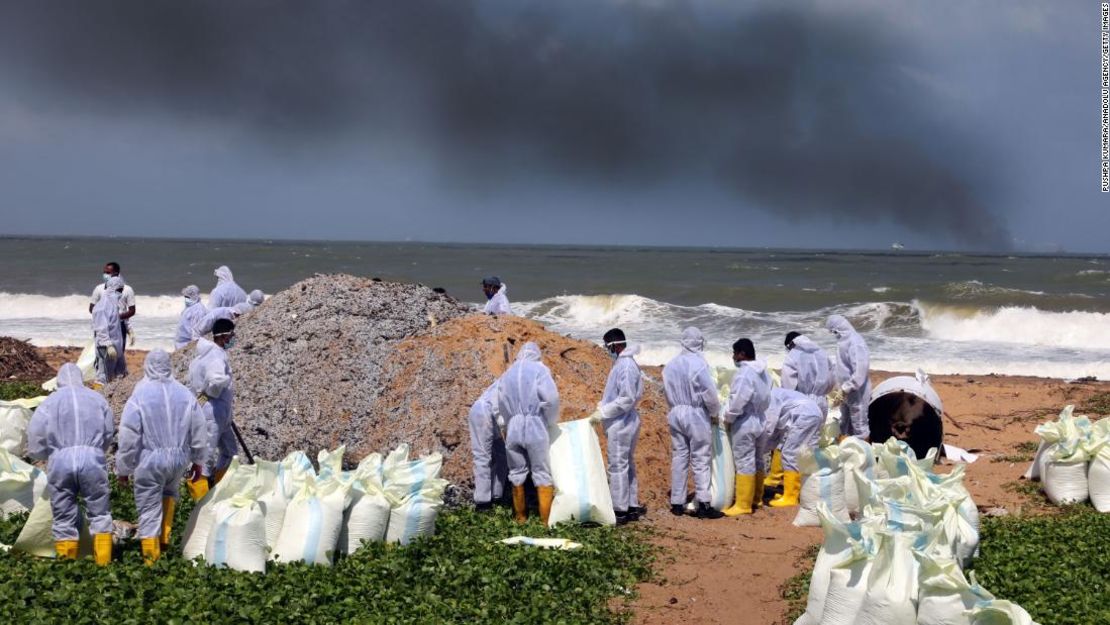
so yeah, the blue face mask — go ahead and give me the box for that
[226,337,236,349]
[102,273,111,283]
[608,350,619,361]
[734,360,743,369]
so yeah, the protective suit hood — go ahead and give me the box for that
[56,363,84,388]
[247,289,264,305]
[515,342,541,362]
[743,359,768,375]
[680,327,705,353]
[214,266,234,283]
[105,276,125,292]
[826,315,855,339]
[231,302,253,315]
[182,284,201,304]
[195,337,219,357]
[143,349,172,381]
[791,335,822,353]
[618,344,642,359]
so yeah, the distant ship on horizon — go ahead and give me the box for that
[891,242,905,250]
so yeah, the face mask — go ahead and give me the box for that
[484,290,494,300]
[734,360,743,369]
[225,338,236,349]
[608,350,619,361]
[102,273,111,283]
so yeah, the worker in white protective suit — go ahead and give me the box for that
[826,315,871,440]
[194,290,261,337]
[771,332,834,488]
[587,328,644,525]
[468,380,508,511]
[91,276,126,387]
[481,276,511,315]
[497,342,559,524]
[760,387,824,508]
[208,265,248,309]
[88,261,136,374]
[719,338,772,516]
[174,285,208,349]
[26,363,115,564]
[188,318,238,482]
[116,350,210,564]
[662,327,723,519]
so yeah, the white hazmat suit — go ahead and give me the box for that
[208,266,248,309]
[91,277,126,384]
[468,380,508,505]
[662,328,720,506]
[781,334,834,416]
[761,387,824,472]
[484,283,511,315]
[827,315,871,439]
[722,360,772,475]
[497,342,559,487]
[188,338,237,474]
[26,364,115,540]
[175,285,208,349]
[598,345,644,514]
[117,350,210,540]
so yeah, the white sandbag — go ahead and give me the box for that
[385,482,446,546]
[0,397,44,456]
[819,551,873,625]
[41,344,97,392]
[258,453,314,550]
[1021,440,1048,482]
[383,444,443,493]
[182,459,256,561]
[547,418,616,527]
[0,448,47,517]
[709,424,735,511]
[341,483,391,552]
[12,492,94,558]
[205,493,268,573]
[1088,450,1110,512]
[796,505,866,625]
[272,477,350,566]
[855,531,918,625]
[968,600,1040,625]
[839,436,874,516]
[795,469,849,527]
[939,500,979,569]
[915,551,995,625]
[1043,460,1088,505]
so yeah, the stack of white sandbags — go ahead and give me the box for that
[793,440,1040,625]
[0,396,46,456]
[181,444,448,572]
[1022,405,1110,508]
[793,418,852,527]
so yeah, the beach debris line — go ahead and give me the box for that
[0,338,53,382]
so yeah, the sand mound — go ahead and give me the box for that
[0,337,54,382]
[103,274,676,505]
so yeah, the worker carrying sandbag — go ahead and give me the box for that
[497,342,560,524]
[25,363,115,565]
[116,350,210,564]
[719,339,772,517]
[760,387,825,508]
[586,328,645,525]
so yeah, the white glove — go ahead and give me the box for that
[840,382,854,395]
[587,410,604,424]
[128,330,136,347]
[106,345,118,361]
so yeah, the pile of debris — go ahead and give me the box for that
[0,337,54,382]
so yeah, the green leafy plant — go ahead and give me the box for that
[0,381,44,401]
[0,500,654,625]
[778,543,819,624]
[973,505,1110,625]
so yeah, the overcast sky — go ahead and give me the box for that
[0,1,1104,253]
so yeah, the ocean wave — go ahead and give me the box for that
[0,292,196,321]
[943,280,1046,298]
[914,301,1110,350]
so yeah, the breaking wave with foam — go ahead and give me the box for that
[1,290,1106,380]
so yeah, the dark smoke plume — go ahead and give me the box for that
[0,0,1008,248]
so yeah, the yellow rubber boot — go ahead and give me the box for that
[93,533,113,566]
[765,450,784,488]
[186,478,209,502]
[752,473,766,510]
[141,537,161,566]
[511,485,527,524]
[770,471,802,507]
[537,485,554,527]
[161,497,176,548]
[54,540,79,560]
[722,474,755,516]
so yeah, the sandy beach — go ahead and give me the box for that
[30,339,1110,625]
